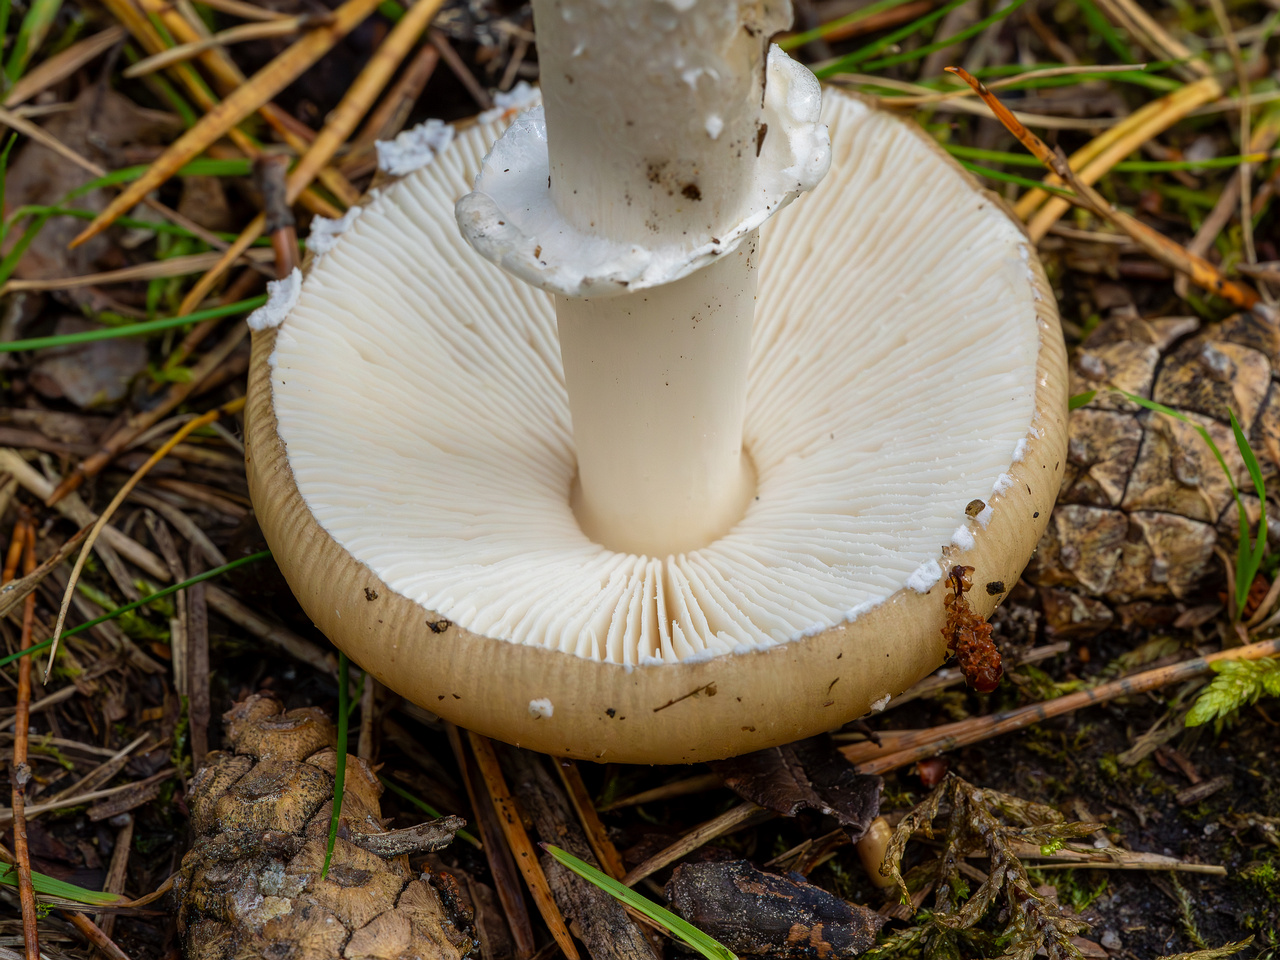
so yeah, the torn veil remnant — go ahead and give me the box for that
[244,0,1068,763]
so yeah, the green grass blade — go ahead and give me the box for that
[858,0,1031,72]
[322,653,350,879]
[6,0,64,82]
[0,0,11,86]
[543,844,737,960]
[0,550,272,670]
[957,160,1077,198]
[1069,390,1097,411]
[814,0,972,78]
[0,862,127,906]
[0,133,16,223]
[377,775,481,848]
[0,209,53,286]
[0,294,267,352]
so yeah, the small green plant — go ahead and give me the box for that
[543,844,737,960]
[1185,657,1280,727]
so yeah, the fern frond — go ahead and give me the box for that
[1185,658,1280,727]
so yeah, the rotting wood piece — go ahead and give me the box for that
[175,692,476,960]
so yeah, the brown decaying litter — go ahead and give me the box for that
[70,0,387,249]
[0,104,264,267]
[134,0,360,208]
[946,66,1260,310]
[173,0,444,318]
[45,397,246,678]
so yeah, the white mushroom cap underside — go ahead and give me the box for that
[270,93,1042,667]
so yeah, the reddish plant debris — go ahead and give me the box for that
[666,860,884,958]
[943,565,1004,693]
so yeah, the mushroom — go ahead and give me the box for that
[245,0,1067,764]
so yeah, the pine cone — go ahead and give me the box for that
[1026,309,1278,634]
[176,693,476,960]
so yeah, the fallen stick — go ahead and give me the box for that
[843,636,1280,774]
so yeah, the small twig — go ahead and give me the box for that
[189,0,291,21]
[0,523,91,621]
[341,41,440,176]
[622,802,768,887]
[256,155,299,278]
[186,543,211,766]
[1012,75,1223,233]
[123,16,327,77]
[598,772,723,812]
[4,27,126,107]
[1092,0,1211,80]
[62,912,133,960]
[844,636,1280,774]
[357,674,376,762]
[874,62,1151,106]
[98,814,134,938]
[946,66,1259,309]
[429,30,492,109]
[446,725,536,958]
[45,398,246,679]
[1206,0,1254,266]
[6,520,39,960]
[554,758,628,880]
[469,732,579,960]
[0,249,274,294]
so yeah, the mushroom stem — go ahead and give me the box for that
[561,236,759,556]
[457,0,829,556]
[535,0,781,554]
